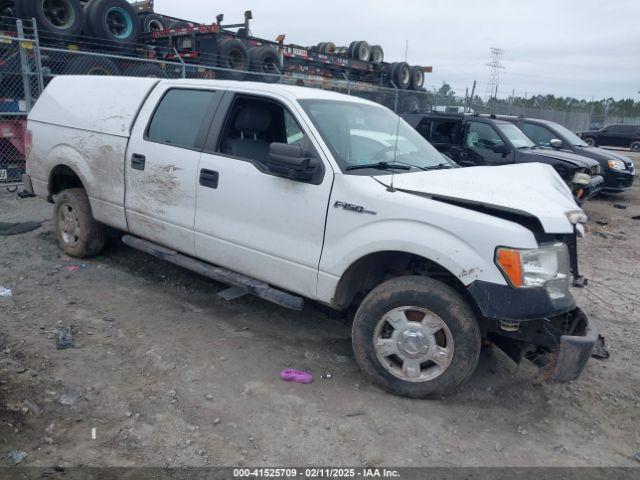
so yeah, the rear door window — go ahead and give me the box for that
[147,89,222,149]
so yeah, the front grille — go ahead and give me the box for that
[591,165,601,175]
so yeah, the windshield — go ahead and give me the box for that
[495,123,536,148]
[298,99,456,174]
[548,122,588,147]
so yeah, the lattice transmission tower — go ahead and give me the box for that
[485,47,505,101]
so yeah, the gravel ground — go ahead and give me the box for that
[0,152,639,467]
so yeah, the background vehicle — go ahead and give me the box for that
[577,124,640,152]
[402,113,604,202]
[24,76,600,397]
[502,116,635,193]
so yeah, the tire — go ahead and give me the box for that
[54,188,106,258]
[85,0,139,44]
[63,55,120,75]
[370,45,384,64]
[389,61,411,89]
[410,65,425,90]
[630,141,640,152]
[352,276,481,398]
[583,137,596,147]
[321,41,336,54]
[140,13,165,33]
[217,38,249,80]
[17,0,84,39]
[248,46,281,83]
[348,40,370,61]
[0,0,16,17]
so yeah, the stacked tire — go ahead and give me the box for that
[84,0,139,45]
[249,46,282,83]
[16,0,85,39]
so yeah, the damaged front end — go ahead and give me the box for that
[486,308,606,382]
[571,170,604,202]
[469,227,607,382]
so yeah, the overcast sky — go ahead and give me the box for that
[155,0,640,100]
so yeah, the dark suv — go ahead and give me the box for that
[502,116,635,193]
[577,124,640,152]
[402,113,604,202]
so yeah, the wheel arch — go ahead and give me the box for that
[48,164,85,201]
[331,250,482,317]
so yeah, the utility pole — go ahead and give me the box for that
[485,47,505,102]
[467,80,476,112]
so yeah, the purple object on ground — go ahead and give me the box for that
[280,369,313,384]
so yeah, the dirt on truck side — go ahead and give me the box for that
[0,152,639,468]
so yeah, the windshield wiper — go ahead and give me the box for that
[421,163,454,170]
[346,162,412,171]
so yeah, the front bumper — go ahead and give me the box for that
[573,174,604,200]
[603,168,635,192]
[552,315,598,381]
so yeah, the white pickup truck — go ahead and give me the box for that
[23,76,600,397]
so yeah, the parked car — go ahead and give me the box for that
[402,113,604,203]
[577,124,640,152]
[24,76,601,397]
[501,116,635,193]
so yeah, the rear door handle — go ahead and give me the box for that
[199,169,219,189]
[131,153,146,171]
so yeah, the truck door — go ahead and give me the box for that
[462,120,513,165]
[194,93,334,298]
[125,86,224,255]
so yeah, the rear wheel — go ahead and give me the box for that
[54,188,106,258]
[583,137,596,147]
[630,141,640,152]
[352,276,481,397]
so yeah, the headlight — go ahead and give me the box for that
[608,159,626,170]
[566,210,588,224]
[496,243,571,304]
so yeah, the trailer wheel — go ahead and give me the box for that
[352,276,481,398]
[410,66,425,90]
[17,0,84,39]
[140,13,165,33]
[370,45,384,64]
[0,0,16,17]
[389,62,411,89]
[86,0,139,44]
[320,41,336,54]
[348,40,370,61]
[217,39,249,80]
[63,55,120,76]
[249,46,281,83]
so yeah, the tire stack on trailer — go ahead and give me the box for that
[12,0,145,76]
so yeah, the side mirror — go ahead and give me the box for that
[492,144,509,155]
[267,142,319,182]
[549,138,563,149]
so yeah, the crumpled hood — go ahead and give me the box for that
[525,147,599,168]
[375,163,581,233]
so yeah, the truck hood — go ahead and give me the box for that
[523,147,600,168]
[375,163,580,233]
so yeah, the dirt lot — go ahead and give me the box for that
[1,151,639,468]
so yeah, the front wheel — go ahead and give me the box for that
[352,276,481,398]
[54,188,106,258]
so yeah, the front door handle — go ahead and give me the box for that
[131,153,146,171]
[199,169,219,189]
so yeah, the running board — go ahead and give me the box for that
[121,235,304,311]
